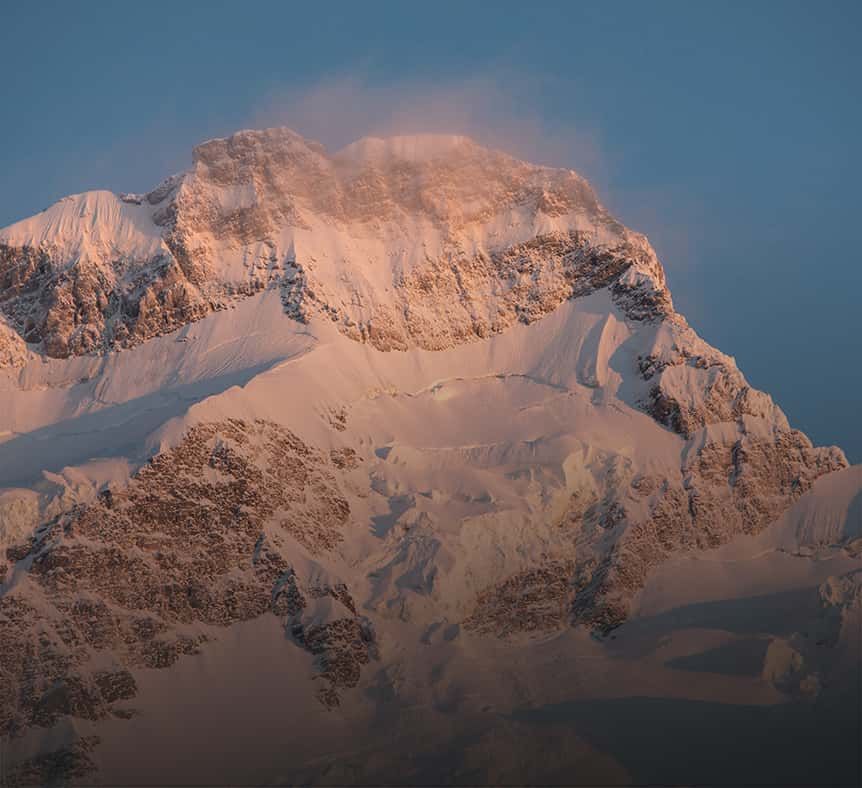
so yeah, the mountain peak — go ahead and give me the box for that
[0,122,856,783]
[334,133,477,164]
[193,127,487,167]
[191,125,326,162]
[0,126,656,361]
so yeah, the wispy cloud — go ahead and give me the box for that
[246,70,710,278]
[249,70,606,180]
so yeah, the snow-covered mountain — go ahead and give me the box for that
[0,128,859,785]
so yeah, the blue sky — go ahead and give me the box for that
[2,1,860,459]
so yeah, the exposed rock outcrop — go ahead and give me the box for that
[0,419,368,741]
[287,231,671,352]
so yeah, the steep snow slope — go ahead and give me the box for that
[0,191,164,261]
[0,128,858,785]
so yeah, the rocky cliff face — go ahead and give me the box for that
[1,418,372,742]
[567,428,846,631]
[286,231,670,352]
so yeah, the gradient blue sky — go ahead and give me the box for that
[2,1,860,459]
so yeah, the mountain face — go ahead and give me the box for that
[0,128,650,359]
[0,129,859,785]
